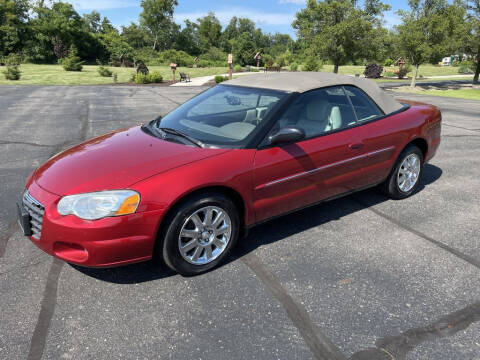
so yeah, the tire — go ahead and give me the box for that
[160,193,240,276]
[381,145,424,199]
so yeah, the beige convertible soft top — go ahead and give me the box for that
[224,72,403,114]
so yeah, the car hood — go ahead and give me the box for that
[34,125,229,196]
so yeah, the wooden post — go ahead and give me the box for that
[170,63,177,83]
[228,54,233,80]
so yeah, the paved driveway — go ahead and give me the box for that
[0,85,479,360]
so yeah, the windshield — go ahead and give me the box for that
[155,85,287,147]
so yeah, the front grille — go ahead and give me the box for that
[23,191,45,240]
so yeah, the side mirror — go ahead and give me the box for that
[268,127,305,146]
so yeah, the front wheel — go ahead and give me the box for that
[381,145,424,199]
[161,193,239,276]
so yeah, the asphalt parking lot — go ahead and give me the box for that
[1,84,479,360]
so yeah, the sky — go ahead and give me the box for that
[65,0,408,37]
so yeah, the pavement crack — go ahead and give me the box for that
[352,197,480,270]
[27,259,64,360]
[0,258,49,276]
[349,302,480,360]
[0,140,55,148]
[242,252,346,360]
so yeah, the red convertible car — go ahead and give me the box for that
[18,73,442,275]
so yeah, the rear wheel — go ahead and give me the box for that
[382,145,423,199]
[161,193,239,276]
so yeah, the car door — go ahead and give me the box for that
[343,85,401,185]
[252,86,371,223]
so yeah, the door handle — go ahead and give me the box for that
[349,143,364,150]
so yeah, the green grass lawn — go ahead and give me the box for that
[0,63,473,86]
[0,64,229,85]
[320,64,466,77]
[393,88,480,100]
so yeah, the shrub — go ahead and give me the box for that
[384,58,393,67]
[275,56,286,68]
[158,49,193,67]
[3,53,21,66]
[215,75,229,84]
[395,67,408,79]
[303,56,321,72]
[458,61,474,74]
[197,59,211,68]
[3,65,21,80]
[233,64,242,72]
[2,53,22,80]
[135,47,161,65]
[249,67,259,72]
[199,47,227,63]
[62,46,83,71]
[147,71,162,83]
[97,66,113,77]
[364,63,383,78]
[290,62,299,72]
[132,71,163,84]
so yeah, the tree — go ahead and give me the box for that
[99,30,135,65]
[83,11,102,33]
[100,17,116,34]
[140,0,178,50]
[396,0,464,88]
[173,20,200,55]
[230,32,256,65]
[293,0,390,73]
[121,22,151,49]
[196,12,222,53]
[0,0,30,57]
[465,0,480,83]
[26,2,87,62]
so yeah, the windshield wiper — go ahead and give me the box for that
[159,127,205,148]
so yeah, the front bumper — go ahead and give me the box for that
[21,180,165,267]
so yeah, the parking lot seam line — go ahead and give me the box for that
[442,123,480,133]
[352,197,480,270]
[27,259,64,360]
[242,252,347,360]
[0,220,18,258]
[142,87,182,105]
[349,301,480,359]
[79,100,90,141]
[26,100,90,360]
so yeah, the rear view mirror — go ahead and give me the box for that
[268,127,305,146]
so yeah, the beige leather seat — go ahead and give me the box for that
[296,99,343,136]
[244,109,258,123]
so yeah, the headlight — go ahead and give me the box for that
[57,190,140,220]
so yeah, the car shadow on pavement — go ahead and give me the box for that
[72,163,442,284]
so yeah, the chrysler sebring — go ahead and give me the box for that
[18,73,442,275]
